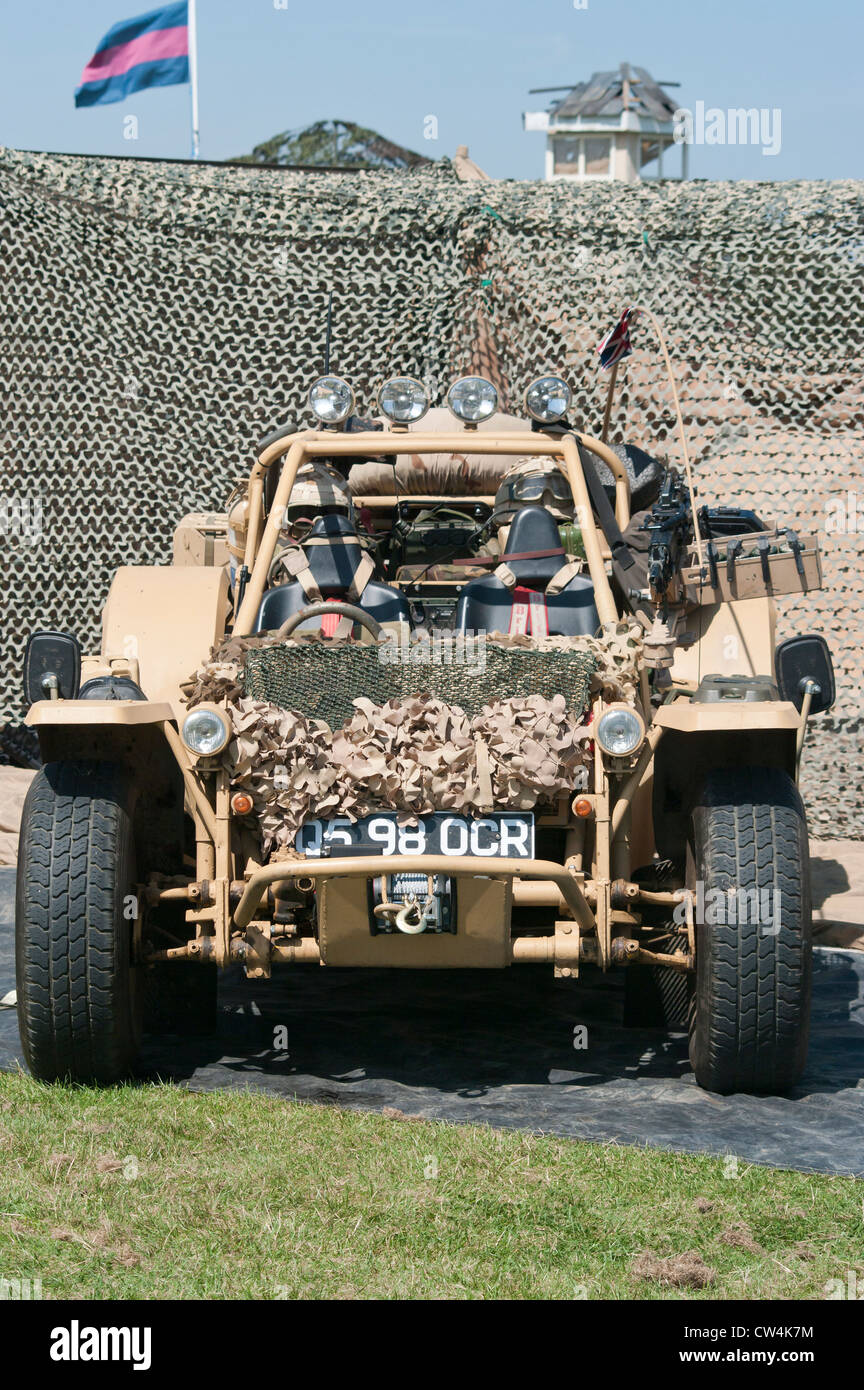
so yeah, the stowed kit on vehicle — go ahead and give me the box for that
[16,321,836,1094]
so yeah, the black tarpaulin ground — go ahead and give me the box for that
[2,868,862,1177]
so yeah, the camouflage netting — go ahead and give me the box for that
[242,639,598,726]
[229,692,592,857]
[1,147,862,830]
[187,628,641,855]
[186,627,642,713]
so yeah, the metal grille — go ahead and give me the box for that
[1,147,862,827]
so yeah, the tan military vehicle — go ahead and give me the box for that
[16,362,834,1093]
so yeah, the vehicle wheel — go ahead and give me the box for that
[15,761,141,1083]
[688,766,811,1095]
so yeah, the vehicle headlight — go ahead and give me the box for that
[308,375,354,425]
[596,705,645,757]
[378,376,429,424]
[181,705,232,758]
[447,376,498,424]
[525,375,572,424]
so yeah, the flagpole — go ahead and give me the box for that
[188,0,200,159]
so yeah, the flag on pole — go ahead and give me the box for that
[74,3,190,108]
[597,306,641,371]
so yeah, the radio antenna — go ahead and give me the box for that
[323,290,334,374]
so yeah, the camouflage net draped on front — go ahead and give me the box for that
[229,692,590,856]
[186,626,642,711]
[187,627,642,855]
[242,637,597,727]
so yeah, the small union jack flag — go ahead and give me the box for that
[597,306,641,371]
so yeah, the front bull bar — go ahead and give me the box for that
[233,855,597,934]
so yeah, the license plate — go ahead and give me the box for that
[295,812,535,860]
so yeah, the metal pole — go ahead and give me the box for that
[323,290,333,374]
[795,684,815,778]
[188,0,200,159]
[600,361,618,443]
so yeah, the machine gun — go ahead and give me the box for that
[641,468,694,603]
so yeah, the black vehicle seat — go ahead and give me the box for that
[455,506,599,638]
[255,515,410,636]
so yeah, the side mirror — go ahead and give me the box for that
[775,634,835,715]
[23,631,81,706]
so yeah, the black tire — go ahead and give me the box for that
[15,761,141,1083]
[688,766,811,1095]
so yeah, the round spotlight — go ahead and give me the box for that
[525,375,572,425]
[377,376,429,425]
[308,375,354,426]
[596,705,645,758]
[446,376,498,425]
[181,705,232,758]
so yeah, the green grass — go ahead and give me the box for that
[0,1070,860,1300]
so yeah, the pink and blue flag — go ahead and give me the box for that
[75,3,189,108]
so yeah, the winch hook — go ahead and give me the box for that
[395,897,425,934]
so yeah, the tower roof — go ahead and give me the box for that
[550,63,678,122]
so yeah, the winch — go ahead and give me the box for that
[370,873,456,935]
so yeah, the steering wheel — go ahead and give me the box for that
[275,601,383,641]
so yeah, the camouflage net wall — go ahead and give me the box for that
[1,147,862,829]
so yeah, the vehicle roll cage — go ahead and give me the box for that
[233,428,632,635]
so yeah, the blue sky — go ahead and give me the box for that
[0,0,860,179]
